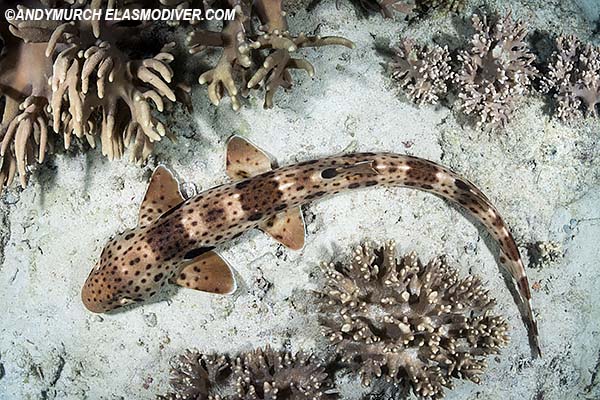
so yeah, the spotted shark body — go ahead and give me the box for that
[82,136,540,356]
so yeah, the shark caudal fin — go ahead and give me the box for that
[139,166,184,226]
[171,250,236,294]
[225,135,306,250]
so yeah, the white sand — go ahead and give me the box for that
[1,0,599,399]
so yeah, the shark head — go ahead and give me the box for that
[81,227,166,313]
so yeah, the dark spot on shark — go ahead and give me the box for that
[206,208,225,222]
[183,246,214,260]
[298,160,318,166]
[236,180,251,189]
[321,168,338,179]
[455,179,470,191]
[159,202,184,220]
[249,213,263,221]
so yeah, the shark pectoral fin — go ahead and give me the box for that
[171,251,236,294]
[259,207,305,250]
[226,135,276,180]
[139,165,184,226]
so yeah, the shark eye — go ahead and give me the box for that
[119,297,133,306]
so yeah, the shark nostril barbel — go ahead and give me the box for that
[82,135,541,357]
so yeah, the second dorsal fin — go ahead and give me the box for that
[139,166,184,226]
[226,135,275,180]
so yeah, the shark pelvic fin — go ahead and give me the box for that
[139,165,184,226]
[171,251,236,294]
[260,207,306,250]
[226,135,275,180]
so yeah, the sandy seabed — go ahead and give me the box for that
[1,0,600,399]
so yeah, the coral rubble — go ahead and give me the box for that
[455,13,538,128]
[541,35,600,120]
[318,240,509,400]
[187,0,354,110]
[391,39,453,105]
[158,347,332,400]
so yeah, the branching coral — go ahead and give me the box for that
[317,240,509,400]
[455,13,538,128]
[391,39,452,105]
[10,2,179,162]
[541,35,600,120]
[158,347,332,400]
[234,347,332,400]
[158,350,233,400]
[0,0,181,191]
[0,18,54,189]
[187,0,354,109]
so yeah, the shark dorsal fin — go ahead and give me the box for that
[139,165,184,226]
[226,135,275,180]
[171,251,236,294]
[260,208,306,250]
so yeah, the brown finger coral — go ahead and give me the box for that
[158,347,333,400]
[187,0,354,110]
[541,35,600,120]
[1,0,181,191]
[317,240,509,400]
[455,13,538,128]
[0,12,54,189]
[157,350,233,400]
[391,39,453,105]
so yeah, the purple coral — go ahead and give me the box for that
[541,35,600,120]
[318,240,509,400]
[391,39,453,105]
[455,13,538,128]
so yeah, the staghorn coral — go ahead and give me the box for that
[158,347,332,400]
[541,35,600,120]
[318,240,509,400]
[455,13,538,128]
[0,0,181,191]
[186,0,354,109]
[391,39,453,105]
